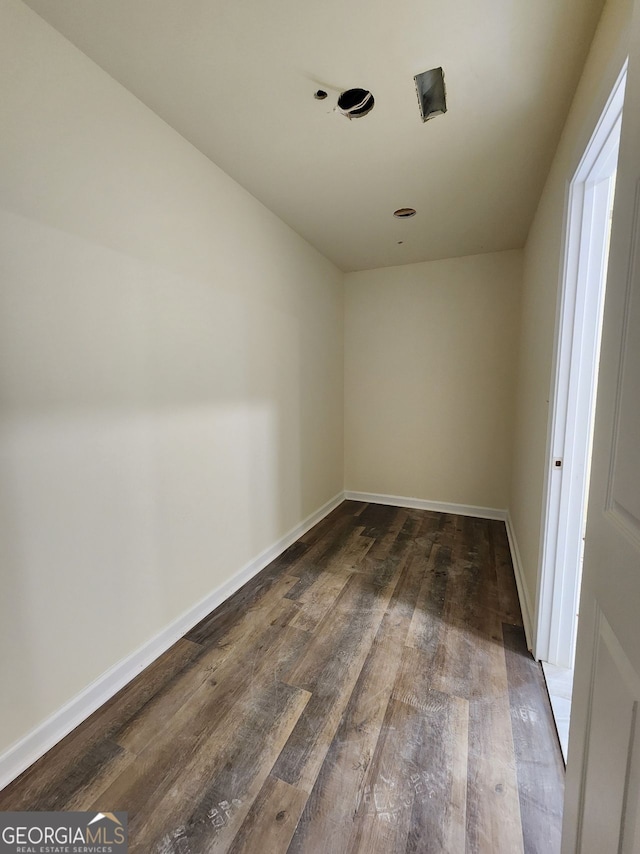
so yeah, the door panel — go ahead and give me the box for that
[580,611,639,853]
[563,6,640,852]
[609,184,640,539]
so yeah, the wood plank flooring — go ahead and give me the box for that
[0,501,564,852]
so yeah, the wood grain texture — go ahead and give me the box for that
[228,775,308,854]
[503,623,565,854]
[0,501,563,852]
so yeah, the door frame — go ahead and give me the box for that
[535,64,627,668]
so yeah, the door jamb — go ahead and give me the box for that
[535,64,627,667]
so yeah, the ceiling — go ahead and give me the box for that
[23,0,606,272]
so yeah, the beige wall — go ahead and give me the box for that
[0,0,343,755]
[509,0,632,637]
[345,252,522,510]
[1,0,630,773]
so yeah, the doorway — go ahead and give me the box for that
[535,65,626,760]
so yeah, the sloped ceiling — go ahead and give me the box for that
[23,0,606,272]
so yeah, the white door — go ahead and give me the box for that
[562,8,640,853]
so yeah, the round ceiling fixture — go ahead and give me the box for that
[393,208,417,218]
[337,88,375,119]
[314,89,328,100]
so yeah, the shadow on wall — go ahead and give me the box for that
[0,207,338,755]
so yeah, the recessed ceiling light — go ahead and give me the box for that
[393,208,417,218]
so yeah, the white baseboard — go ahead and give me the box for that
[344,490,507,521]
[505,513,534,651]
[0,491,345,792]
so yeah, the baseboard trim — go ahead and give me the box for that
[344,490,507,521]
[505,513,534,651]
[0,491,345,792]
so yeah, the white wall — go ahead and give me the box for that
[509,0,632,634]
[344,251,522,511]
[0,0,344,757]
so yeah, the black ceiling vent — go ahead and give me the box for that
[337,88,375,119]
[414,67,447,122]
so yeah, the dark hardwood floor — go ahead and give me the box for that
[0,501,564,852]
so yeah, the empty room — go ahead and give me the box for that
[1,0,640,852]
